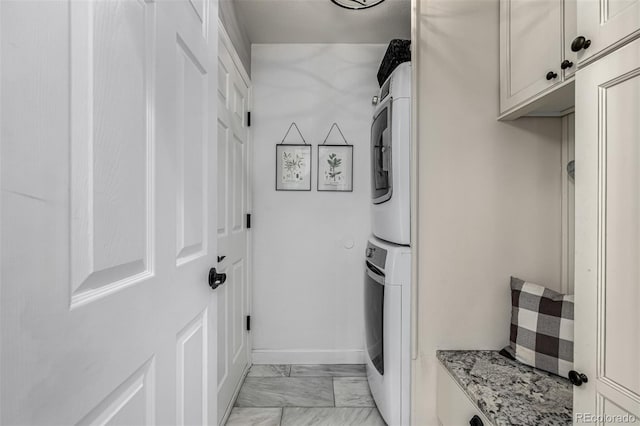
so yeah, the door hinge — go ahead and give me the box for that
[247,111,251,127]
[246,213,251,229]
[246,315,251,332]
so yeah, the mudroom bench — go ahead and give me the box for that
[436,350,572,426]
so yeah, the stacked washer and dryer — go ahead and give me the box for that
[364,61,411,426]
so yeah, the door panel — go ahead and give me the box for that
[77,359,156,426]
[575,36,640,421]
[0,1,218,424]
[577,0,640,64]
[602,76,640,397]
[232,135,245,232]
[177,310,208,426]
[217,122,229,238]
[176,36,208,266]
[232,259,245,359]
[70,0,154,308]
[217,29,251,424]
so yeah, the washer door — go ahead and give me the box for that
[365,261,385,375]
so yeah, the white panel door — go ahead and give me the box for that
[216,27,251,424]
[500,0,563,113]
[574,36,640,423]
[576,0,640,64]
[0,1,218,425]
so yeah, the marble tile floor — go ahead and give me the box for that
[226,364,386,426]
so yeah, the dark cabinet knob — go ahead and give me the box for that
[470,415,484,426]
[571,36,592,52]
[568,370,589,386]
[561,60,574,70]
[209,268,227,290]
[546,71,558,80]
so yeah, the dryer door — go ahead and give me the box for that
[371,100,392,204]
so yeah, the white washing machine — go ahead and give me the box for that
[364,236,411,426]
[371,62,411,246]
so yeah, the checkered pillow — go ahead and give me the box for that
[503,277,574,378]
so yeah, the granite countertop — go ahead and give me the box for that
[437,350,572,426]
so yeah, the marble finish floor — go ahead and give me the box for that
[226,364,386,426]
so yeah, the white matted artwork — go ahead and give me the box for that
[276,144,312,191]
[317,145,353,192]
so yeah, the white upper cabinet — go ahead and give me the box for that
[575,0,640,65]
[500,0,577,119]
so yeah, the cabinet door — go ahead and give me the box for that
[576,0,640,64]
[574,37,640,423]
[436,364,493,426]
[564,0,578,78]
[500,0,563,113]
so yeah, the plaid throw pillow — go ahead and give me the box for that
[503,277,574,378]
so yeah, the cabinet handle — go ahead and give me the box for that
[546,71,558,80]
[568,370,589,386]
[469,415,484,426]
[571,36,592,52]
[561,60,574,70]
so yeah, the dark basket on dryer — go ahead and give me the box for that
[377,39,411,87]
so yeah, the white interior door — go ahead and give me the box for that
[216,26,251,424]
[0,1,218,424]
[574,37,640,423]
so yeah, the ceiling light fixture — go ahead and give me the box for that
[330,0,387,10]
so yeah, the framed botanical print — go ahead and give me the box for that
[276,144,312,191]
[317,145,353,192]
[317,123,353,192]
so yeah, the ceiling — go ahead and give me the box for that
[234,0,411,44]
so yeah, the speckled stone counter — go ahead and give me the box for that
[437,350,572,426]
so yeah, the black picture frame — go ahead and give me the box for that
[317,144,354,192]
[276,144,312,191]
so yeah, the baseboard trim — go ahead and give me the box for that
[252,349,365,365]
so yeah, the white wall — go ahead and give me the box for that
[251,44,386,364]
[412,1,564,424]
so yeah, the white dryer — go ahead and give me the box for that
[364,236,411,426]
[371,62,411,246]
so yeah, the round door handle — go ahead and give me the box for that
[209,268,227,290]
[469,415,484,426]
[546,71,558,81]
[561,60,574,70]
[571,36,592,52]
[568,370,589,386]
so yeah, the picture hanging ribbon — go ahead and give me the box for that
[279,122,309,145]
[321,122,350,145]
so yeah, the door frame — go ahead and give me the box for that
[216,20,253,426]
